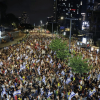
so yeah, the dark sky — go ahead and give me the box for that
[0,0,53,25]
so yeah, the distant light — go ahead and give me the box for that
[82,38,87,44]
[0,31,1,38]
[63,32,66,35]
[71,9,76,11]
[91,47,94,51]
[61,17,64,20]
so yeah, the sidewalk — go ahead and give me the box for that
[0,33,26,48]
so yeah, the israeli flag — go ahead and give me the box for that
[98,74,100,81]
[61,71,65,76]
[11,70,13,74]
[41,88,44,96]
[5,69,7,74]
[1,88,6,97]
[69,91,76,100]
[50,59,53,64]
[66,78,71,84]
[17,56,20,60]
[70,73,73,78]
[25,56,28,59]
[87,74,91,80]
[19,76,23,81]
[42,75,46,85]
[47,91,53,98]
[58,63,61,68]
[89,88,96,97]
[48,54,50,58]
[19,65,26,72]
[37,66,41,75]
[36,59,40,63]
[13,90,21,96]
[0,61,3,66]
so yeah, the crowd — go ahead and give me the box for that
[0,32,100,100]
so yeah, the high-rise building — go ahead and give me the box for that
[53,0,83,30]
[21,12,30,24]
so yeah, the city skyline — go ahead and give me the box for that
[0,0,53,25]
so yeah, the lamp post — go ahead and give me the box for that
[40,20,42,32]
[65,17,78,52]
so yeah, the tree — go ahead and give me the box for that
[49,37,70,60]
[69,53,92,76]
[96,40,100,53]
[5,13,19,27]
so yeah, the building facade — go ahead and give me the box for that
[21,12,30,24]
[53,0,82,30]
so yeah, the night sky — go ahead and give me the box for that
[0,0,53,25]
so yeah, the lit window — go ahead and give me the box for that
[69,3,70,7]
[63,3,65,5]
[77,9,79,14]
[66,8,68,10]
[66,13,68,15]
[71,14,72,17]
[65,0,67,1]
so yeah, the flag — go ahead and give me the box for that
[13,90,21,96]
[66,78,71,84]
[19,65,26,72]
[25,56,28,59]
[41,88,44,96]
[42,75,46,85]
[61,71,65,76]
[87,74,91,80]
[98,74,100,81]
[68,91,76,100]
[50,59,53,64]
[89,88,96,97]
[36,59,40,63]
[47,91,53,98]
[58,63,61,68]
[37,66,41,75]
[0,61,3,66]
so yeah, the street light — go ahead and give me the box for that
[40,20,42,32]
[65,17,78,52]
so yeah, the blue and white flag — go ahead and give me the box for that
[50,59,53,64]
[19,76,23,81]
[37,66,41,75]
[36,59,40,63]
[89,88,96,97]
[19,65,26,72]
[61,71,65,76]
[66,78,71,84]
[87,74,91,80]
[1,88,6,97]
[98,74,100,81]
[58,63,61,68]
[68,91,76,100]
[47,91,53,98]
[41,88,44,96]
[25,56,28,59]
[42,75,46,84]
[70,73,73,78]
[0,61,3,66]
[13,90,21,96]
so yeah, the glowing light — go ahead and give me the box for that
[82,38,87,44]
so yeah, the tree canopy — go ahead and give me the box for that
[49,37,70,60]
[69,53,92,75]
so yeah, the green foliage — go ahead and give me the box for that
[49,37,70,60]
[69,54,92,75]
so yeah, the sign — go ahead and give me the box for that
[60,26,65,30]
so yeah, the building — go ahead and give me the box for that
[21,12,30,24]
[52,0,83,31]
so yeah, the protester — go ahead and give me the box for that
[0,32,100,100]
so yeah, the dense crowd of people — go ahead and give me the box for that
[0,32,100,100]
